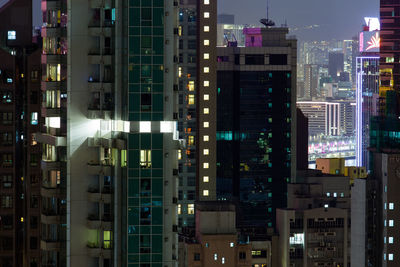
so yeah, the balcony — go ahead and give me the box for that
[87,216,112,230]
[87,109,112,120]
[41,54,67,65]
[35,132,66,147]
[41,240,61,251]
[87,188,112,203]
[89,0,112,8]
[41,27,67,38]
[41,186,64,198]
[88,27,112,37]
[87,163,112,176]
[41,80,67,92]
[88,82,112,92]
[88,137,112,148]
[41,213,62,224]
[41,106,61,117]
[87,246,112,258]
[88,55,112,65]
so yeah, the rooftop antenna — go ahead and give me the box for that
[260,0,275,27]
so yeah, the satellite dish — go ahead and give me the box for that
[260,18,275,27]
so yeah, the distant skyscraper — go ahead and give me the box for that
[328,52,344,82]
[355,21,379,168]
[303,64,318,100]
[216,27,297,234]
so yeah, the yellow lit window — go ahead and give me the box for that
[140,150,151,168]
[204,67,209,73]
[203,135,209,141]
[204,12,210,18]
[188,94,195,105]
[178,26,182,36]
[204,108,209,114]
[203,149,209,155]
[178,67,182,77]
[203,176,209,182]
[203,162,209,168]
[204,26,210,32]
[178,150,182,160]
[188,136,195,146]
[188,204,195,214]
[203,122,209,128]
[204,40,210,46]
[204,94,209,100]
[188,81,195,91]
[103,231,112,249]
[178,204,182,214]
[204,81,210,87]
[204,53,210,59]
[203,190,209,196]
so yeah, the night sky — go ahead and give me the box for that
[218,0,378,41]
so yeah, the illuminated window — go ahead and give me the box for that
[389,220,394,227]
[188,81,195,91]
[204,67,210,73]
[203,122,209,128]
[389,254,393,261]
[204,94,209,100]
[178,67,182,77]
[178,150,182,160]
[140,150,152,168]
[188,94,195,105]
[31,112,38,125]
[188,204,194,214]
[389,237,394,244]
[140,121,151,132]
[204,12,210,18]
[203,176,209,182]
[204,40,210,46]
[222,257,225,264]
[204,0,209,4]
[203,149,209,155]
[204,53,210,59]
[204,26,210,32]
[386,57,395,63]
[203,135,209,141]
[203,162,209,168]
[7,31,16,40]
[204,81,210,87]
[230,242,234,247]
[188,136,195,146]
[204,108,209,114]
[103,231,112,249]
[389,203,394,210]
[203,190,209,196]
[178,204,182,214]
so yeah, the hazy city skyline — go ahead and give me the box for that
[218,0,378,41]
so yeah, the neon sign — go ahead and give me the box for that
[366,32,380,51]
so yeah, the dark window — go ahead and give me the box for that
[239,252,246,259]
[245,54,264,65]
[30,237,37,250]
[234,55,240,65]
[30,91,38,104]
[269,54,287,65]
[30,216,38,229]
[194,253,201,261]
[188,40,196,49]
[30,195,39,208]
[141,94,151,112]
[187,190,195,200]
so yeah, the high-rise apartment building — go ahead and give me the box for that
[39,0,180,266]
[303,64,318,100]
[0,0,42,266]
[216,27,297,234]
[177,0,218,229]
[277,170,351,267]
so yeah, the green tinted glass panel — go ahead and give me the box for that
[128,235,139,253]
[152,179,163,197]
[152,235,162,253]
